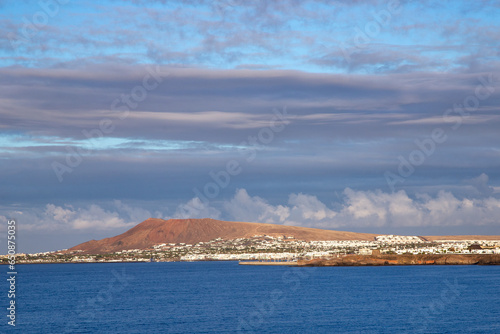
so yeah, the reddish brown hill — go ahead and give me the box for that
[69,218,379,254]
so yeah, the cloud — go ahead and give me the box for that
[287,193,336,225]
[8,202,157,231]
[113,200,156,223]
[329,188,499,229]
[175,197,221,219]
[223,188,289,223]
[2,0,500,72]
[219,187,500,230]
[1,65,498,208]
[174,183,500,230]
[4,183,500,239]
[68,205,130,230]
[466,173,495,196]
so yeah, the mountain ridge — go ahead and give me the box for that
[69,218,500,254]
[69,218,379,254]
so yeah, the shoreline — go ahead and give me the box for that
[239,261,298,266]
[298,254,500,266]
[3,254,500,266]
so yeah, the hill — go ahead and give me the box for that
[68,218,379,254]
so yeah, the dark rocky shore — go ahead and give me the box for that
[298,254,500,266]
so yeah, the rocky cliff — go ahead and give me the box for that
[299,254,500,266]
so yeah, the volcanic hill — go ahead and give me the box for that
[69,218,379,254]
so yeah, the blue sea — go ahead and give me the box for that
[2,262,499,333]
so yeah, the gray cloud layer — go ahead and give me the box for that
[1,66,499,208]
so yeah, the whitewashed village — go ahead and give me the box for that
[3,234,500,264]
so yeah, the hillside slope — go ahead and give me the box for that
[69,218,379,254]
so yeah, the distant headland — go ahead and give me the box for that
[2,218,499,265]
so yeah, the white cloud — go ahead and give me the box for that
[220,187,500,230]
[4,184,500,234]
[69,204,131,230]
[466,173,495,196]
[113,200,153,223]
[339,189,500,228]
[223,189,289,224]
[175,197,221,219]
[342,188,387,222]
[5,202,156,231]
[45,204,74,223]
[287,193,336,227]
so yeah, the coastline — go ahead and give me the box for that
[239,261,298,266]
[6,254,500,266]
[298,254,500,266]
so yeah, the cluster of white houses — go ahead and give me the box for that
[3,235,500,263]
[375,235,423,243]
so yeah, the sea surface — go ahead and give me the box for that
[2,261,499,333]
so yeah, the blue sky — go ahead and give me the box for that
[1,0,500,253]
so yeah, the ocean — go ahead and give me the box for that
[3,262,499,333]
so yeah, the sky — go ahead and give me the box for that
[1,0,500,253]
